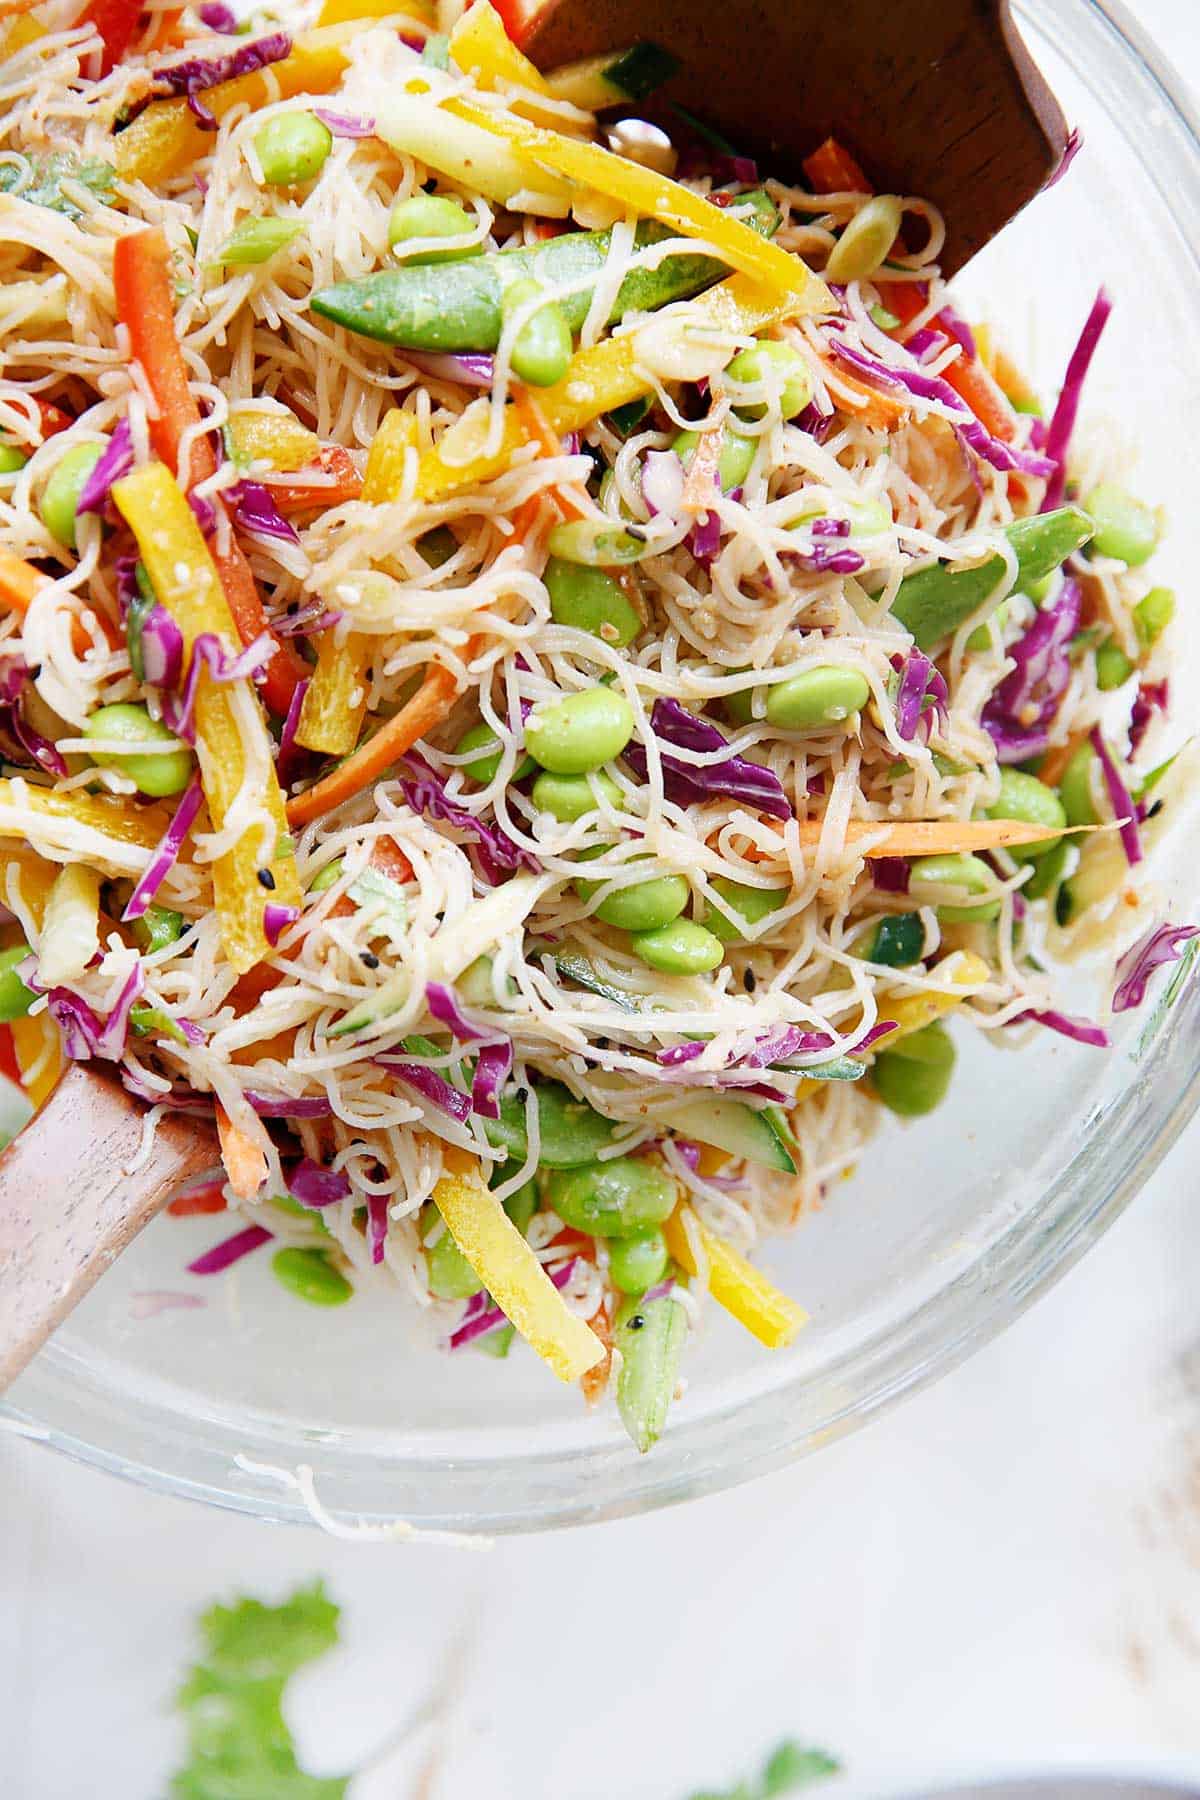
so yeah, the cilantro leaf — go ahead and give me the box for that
[0,153,116,221]
[687,1739,840,1800]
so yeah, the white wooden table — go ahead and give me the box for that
[3,6,1198,1793]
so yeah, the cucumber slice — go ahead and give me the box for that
[483,1079,619,1168]
[660,1097,797,1173]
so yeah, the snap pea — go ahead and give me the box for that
[129,1003,188,1045]
[0,943,36,1022]
[483,1079,618,1168]
[310,190,779,349]
[630,917,724,974]
[308,858,344,894]
[872,1021,955,1118]
[388,192,482,261]
[1059,740,1105,828]
[501,276,572,387]
[908,852,1001,923]
[545,518,649,567]
[85,703,194,798]
[984,768,1066,857]
[271,1247,353,1305]
[889,506,1094,649]
[581,871,690,933]
[1135,586,1174,649]
[825,194,904,282]
[423,1209,484,1299]
[1095,641,1133,690]
[725,339,813,420]
[545,557,642,648]
[0,443,27,475]
[40,442,105,550]
[269,1193,330,1236]
[673,425,757,493]
[490,1162,538,1236]
[525,688,634,775]
[212,217,302,267]
[705,876,789,943]
[130,903,185,955]
[966,599,1008,653]
[607,1226,670,1296]
[547,1155,675,1237]
[764,666,870,731]
[859,912,924,967]
[454,720,535,786]
[1085,482,1159,567]
[253,111,332,187]
[532,768,623,822]
[1023,836,1071,901]
[614,1291,687,1454]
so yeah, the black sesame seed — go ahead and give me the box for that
[628,1313,646,1331]
[515,1087,529,1105]
[743,967,757,993]
[360,951,380,969]
[256,867,276,890]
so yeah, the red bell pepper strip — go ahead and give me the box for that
[81,0,142,74]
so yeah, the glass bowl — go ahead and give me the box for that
[5,0,1199,1533]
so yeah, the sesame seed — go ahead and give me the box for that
[256,868,276,890]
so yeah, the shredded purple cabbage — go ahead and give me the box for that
[313,107,376,138]
[981,579,1081,764]
[376,1054,473,1123]
[905,326,945,364]
[274,676,309,790]
[139,606,184,689]
[623,696,792,821]
[1112,921,1199,1012]
[263,902,300,946]
[230,479,300,544]
[810,517,850,539]
[123,773,204,922]
[1015,1006,1110,1048]
[938,306,977,361]
[244,1090,335,1117]
[1130,678,1168,756]
[403,350,495,389]
[289,1157,351,1207]
[76,418,133,516]
[893,649,948,741]
[161,631,275,745]
[272,602,343,639]
[1041,287,1112,511]
[1046,126,1084,190]
[687,505,721,565]
[45,961,145,1061]
[401,751,540,885]
[1090,726,1141,866]
[151,32,292,128]
[425,980,514,1119]
[197,2,238,30]
[448,1257,577,1348]
[794,401,834,442]
[366,1192,388,1265]
[187,1223,272,1274]
[872,856,910,893]
[0,655,67,777]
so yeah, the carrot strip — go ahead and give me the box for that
[0,550,46,616]
[580,1297,612,1405]
[1037,734,1085,790]
[112,230,306,717]
[266,444,363,512]
[216,1104,268,1200]
[167,1179,228,1217]
[798,817,1067,856]
[802,137,871,195]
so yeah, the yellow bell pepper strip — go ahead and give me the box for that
[113,462,301,973]
[319,0,433,22]
[0,781,170,877]
[362,408,419,503]
[296,630,372,757]
[0,11,44,56]
[10,1011,63,1110]
[113,25,365,187]
[795,817,1064,858]
[448,1,566,129]
[374,91,573,216]
[434,1161,605,1384]
[664,1204,808,1350]
[227,409,320,474]
[881,950,991,1044]
[444,95,832,308]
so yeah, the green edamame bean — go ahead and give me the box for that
[130,903,185,955]
[423,1214,484,1299]
[40,442,104,550]
[985,767,1066,858]
[1135,586,1174,649]
[454,720,535,786]
[544,556,642,648]
[872,1021,955,1118]
[1096,641,1133,690]
[764,666,870,731]
[253,111,332,187]
[909,852,1001,923]
[590,873,690,932]
[525,687,634,775]
[0,942,36,1022]
[825,194,903,283]
[673,425,757,493]
[546,1154,675,1237]
[531,768,623,822]
[272,1246,353,1305]
[309,858,344,894]
[1085,482,1159,567]
[614,1290,686,1453]
[725,339,813,420]
[502,277,572,387]
[607,1226,669,1296]
[85,703,194,797]
[388,192,482,261]
[630,917,724,974]
[706,876,788,943]
[0,443,27,476]
[860,912,924,967]
[1059,742,1099,827]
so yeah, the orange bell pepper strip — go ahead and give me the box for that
[266,444,363,513]
[10,1011,63,1110]
[802,137,871,194]
[216,1103,268,1199]
[0,550,46,618]
[79,0,142,71]
[112,230,307,718]
[167,1177,228,1217]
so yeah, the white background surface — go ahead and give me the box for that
[4,5,1200,1795]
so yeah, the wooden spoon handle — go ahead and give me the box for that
[0,1064,216,1392]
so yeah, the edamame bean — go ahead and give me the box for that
[546,1155,675,1237]
[423,1214,484,1299]
[825,194,903,282]
[908,852,1001,923]
[0,942,36,1022]
[0,443,27,475]
[545,517,647,566]
[1085,482,1159,567]
[272,1246,353,1305]
[545,556,642,647]
[525,687,634,775]
[254,111,332,186]
[1096,641,1133,690]
[502,277,572,387]
[764,666,871,731]
[607,1226,669,1296]
[454,720,535,786]
[1135,586,1174,649]
[672,424,757,492]
[40,442,104,550]
[706,876,788,943]
[388,193,482,261]
[725,339,813,420]
[532,768,623,821]
[1059,742,1099,827]
[630,917,724,974]
[85,703,194,797]
[590,873,690,932]
[985,767,1066,857]
[872,1021,955,1118]
[860,912,924,967]
[308,857,344,894]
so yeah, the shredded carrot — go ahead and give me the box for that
[216,1103,268,1199]
[1037,734,1085,790]
[327,835,415,918]
[266,443,363,512]
[511,389,587,520]
[802,137,871,195]
[820,362,911,431]
[798,817,1067,856]
[112,229,307,717]
[167,1179,228,1217]
[0,549,99,656]
[580,1297,612,1404]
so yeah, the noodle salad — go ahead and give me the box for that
[0,0,1192,1448]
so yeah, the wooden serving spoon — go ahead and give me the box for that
[0,0,1068,1392]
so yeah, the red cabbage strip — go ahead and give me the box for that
[76,418,133,516]
[187,1223,272,1275]
[161,631,275,745]
[828,334,1055,478]
[981,579,1081,765]
[96,959,145,1057]
[151,33,292,128]
[1112,922,1199,1012]
[1130,678,1168,756]
[789,539,865,575]
[1015,1006,1109,1048]
[893,650,947,741]
[313,108,376,138]
[425,981,513,1119]
[123,773,204,922]
[448,1257,577,1348]
[244,1090,335,1117]
[1090,726,1141,866]
[687,506,721,565]
[1041,287,1112,510]
[230,479,300,544]
[197,2,238,29]
[938,305,977,360]
[289,1156,351,1206]
[1047,126,1084,188]
[403,350,496,389]
[873,856,909,893]
[275,676,309,788]
[376,1055,473,1123]
[0,655,67,777]
[140,606,185,689]
[44,961,144,1060]
[263,902,300,946]
[367,1192,388,1265]
[401,752,540,884]
[627,696,792,821]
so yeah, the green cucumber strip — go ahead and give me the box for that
[602,42,680,101]
[659,1097,797,1173]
